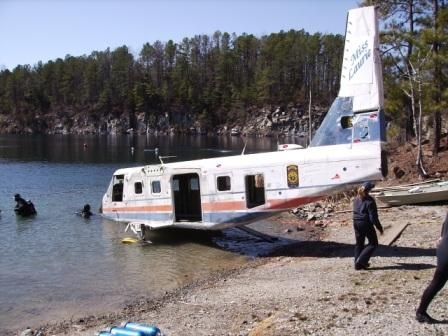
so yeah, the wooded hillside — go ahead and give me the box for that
[0,30,343,134]
[0,0,446,161]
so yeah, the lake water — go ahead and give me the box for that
[0,134,305,332]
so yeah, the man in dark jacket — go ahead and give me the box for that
[353,181,383,270]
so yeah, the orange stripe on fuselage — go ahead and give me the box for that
[103,196,323,214]
[103,204,172,213]
[267,196,322,210]
[201,201,246,211]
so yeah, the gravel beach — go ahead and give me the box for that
[12,203,448,336]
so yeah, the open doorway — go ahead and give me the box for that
[172,173,202,222]
[245,173,265,208]
[112,174,124,202]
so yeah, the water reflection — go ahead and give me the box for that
[0,133,306,333]
[0,134,306,164]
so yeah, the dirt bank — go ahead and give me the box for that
[14,203,447,336]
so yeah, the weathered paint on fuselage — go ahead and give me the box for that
[102,140,383,230]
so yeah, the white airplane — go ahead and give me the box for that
[101,6,387,238]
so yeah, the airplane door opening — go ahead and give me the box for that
[245,174,266,208]
[112,174,124,202]
[173,173,202,222]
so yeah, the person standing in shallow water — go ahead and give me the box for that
[80,204,93,218]
[352,181,383,270]
[416,212,448,323]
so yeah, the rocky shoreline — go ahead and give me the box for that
[10,203,448,336]
[0,104,326,138]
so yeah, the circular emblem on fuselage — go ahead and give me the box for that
[287,165,299,188]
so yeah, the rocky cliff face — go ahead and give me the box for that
[226,105,327,137]
[0,104,327,137]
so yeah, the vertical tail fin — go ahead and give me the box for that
[339,6,383,113]
[310,6,385,148]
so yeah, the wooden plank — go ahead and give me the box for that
[372,179,441,192]
[379,221,410,246]
[334,206,389,214]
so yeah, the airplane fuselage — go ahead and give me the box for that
[101,5,386,235]
[102,140,383,230]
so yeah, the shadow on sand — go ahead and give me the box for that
[368,263,435,271]
[144,226,437,268]
[267,239,436,263]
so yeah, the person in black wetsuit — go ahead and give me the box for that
[14,193,27,207]
[352,181,383,270]
[14,193,37,216]
[80,204,93,218]
[416,212,448,323]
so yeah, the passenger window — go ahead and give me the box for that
[190,177,199,191]
[134,182,143,194]
[152,180,161,194]
[217,176,231,191]
[340,116,353,129]
[172,179,179,192]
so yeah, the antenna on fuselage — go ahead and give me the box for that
[158,155,176,164]
[308,88,312,146]
[241,141,247,155]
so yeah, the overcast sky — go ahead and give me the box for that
[0,0,360,70]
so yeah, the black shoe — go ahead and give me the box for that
[354,262,370,270]
[416,312,438,324]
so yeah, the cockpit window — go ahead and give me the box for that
[310,97,354,147]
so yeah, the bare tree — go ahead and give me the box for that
[401,48,432,177]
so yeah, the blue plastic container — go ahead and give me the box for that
[96,332,113,336]
[109,326,145,336]
[122,322,161,336]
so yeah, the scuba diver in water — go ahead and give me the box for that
[14,193,37,217]
[77,204,93,218]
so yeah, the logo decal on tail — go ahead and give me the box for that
[349,40,372,80]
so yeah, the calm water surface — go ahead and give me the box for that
[0,134,303,332]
